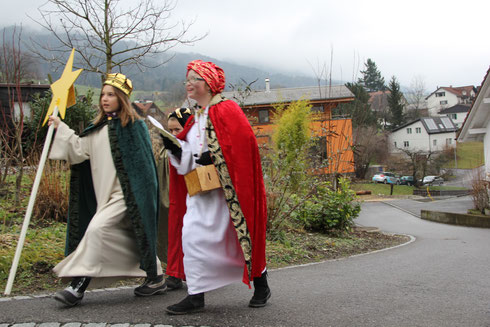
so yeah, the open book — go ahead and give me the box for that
[147,115,181,149]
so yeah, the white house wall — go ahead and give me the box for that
[426,89,459,116]
[444,112,468,128]
[483,123,490,178]
[389,120,456,153]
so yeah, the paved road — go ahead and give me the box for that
[1,200,490,326]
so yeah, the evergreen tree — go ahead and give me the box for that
[358,58,385,92]
[387,76,405,129]
[334,82,377,127]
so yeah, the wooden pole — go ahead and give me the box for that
[4,105,59,296]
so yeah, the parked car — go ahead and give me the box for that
[422,175,444,186]
[372,172,400,184]
[400,175,415,186]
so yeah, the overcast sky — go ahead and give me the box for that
[2,0,489,91]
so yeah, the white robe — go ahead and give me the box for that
[169,108,245,295]
[49,122,162,285]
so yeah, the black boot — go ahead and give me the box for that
[165,276,183,290]
[166,293,205,315]
[53,277,91,307]
[249,271,271,308]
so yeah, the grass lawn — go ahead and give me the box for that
[352,183,415,196]
[444,142,484,169]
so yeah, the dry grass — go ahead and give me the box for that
[27,159,70,224]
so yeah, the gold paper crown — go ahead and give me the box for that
[104,73,133,96]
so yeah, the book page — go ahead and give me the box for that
[147,115,181,149]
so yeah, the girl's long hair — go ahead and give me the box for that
[93,86,141,127]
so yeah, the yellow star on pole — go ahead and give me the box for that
[42,48,83,126]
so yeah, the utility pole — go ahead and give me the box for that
[454,141,458,169]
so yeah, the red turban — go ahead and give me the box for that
[187,60,226,94]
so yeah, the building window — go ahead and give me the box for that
[309,137,327,162]
[446,138,452,145]
[433,139,437,146]
[258,109,269,123]
[435,92,445,97]
[450,113,457,120]
[415,127,421,133]
[13,102,31,121]
[440,100,448,105]
[311,105,324,113]
[403,141,409,147]
[407,128,412,134]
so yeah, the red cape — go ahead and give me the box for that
[166,99,267,286]
[165,163,186,280]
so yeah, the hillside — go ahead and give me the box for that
[3,26,338,93]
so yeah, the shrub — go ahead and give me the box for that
[25,88,97,157]
[26,157,70,225]
[292,177,361,233]
[263,99,314,238]
[470,174,490,214]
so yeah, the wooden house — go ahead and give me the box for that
[221,80,355,174]
[132,101,166,123]
[0,83,50,128]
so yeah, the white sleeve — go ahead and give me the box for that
[48,122,90,165]
[168,139,197,175]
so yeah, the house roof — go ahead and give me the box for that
[0,83,50,89]
[132,101,160,114]
[0,83,50,108]
[368,90,390,111]
[458,67,490,142]
[391,116,458,135]
[425,85,476,100]
[220,85,353,107]
[438,104,471,114]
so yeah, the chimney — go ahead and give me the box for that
[265,78,270,93]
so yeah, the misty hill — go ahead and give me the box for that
[2,26,338,93]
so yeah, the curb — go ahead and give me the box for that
[275,233,416,272]
[380,201,420,218]
[421,210,490,228]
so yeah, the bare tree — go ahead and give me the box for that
[30,0,205,75]
[406,75,427,110]
[0,37,39,83]
[0,27,31,204]
[352,126,388,179]
[228,78,257,108]
[396,148,434,187]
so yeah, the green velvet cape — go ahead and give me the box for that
[65,117,159,277]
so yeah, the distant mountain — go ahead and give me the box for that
[3,26,341,92]
[124,51,338,92]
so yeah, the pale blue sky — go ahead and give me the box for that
[2,0,489,91]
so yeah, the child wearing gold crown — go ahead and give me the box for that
[48,73,165,307]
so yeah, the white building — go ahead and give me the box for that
[438,104,471,128]
[389,117,458,154]
[425,86,476,116]
[458,68,490,177]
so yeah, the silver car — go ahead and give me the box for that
[422,175,444,186]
